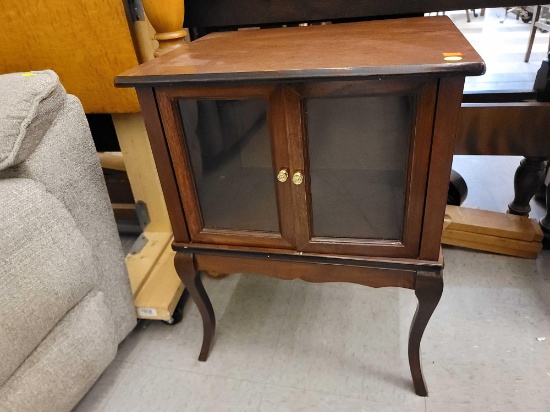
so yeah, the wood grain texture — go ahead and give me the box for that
[133,240,184,321]
[183,0,539,28]
[270,87,297,247]
[442,228,542,253]
[419,77,466,260]
[142,0,186,57]
[0,0,140,113]
[194,254,416,289]
[444,205,543,242]
[137,88,190,242]
[112,113,172,233]
[116,17,484,87]
[456,103,550,156]
[126,231,173,296]
[441,236,539,259]
[174,243,444,272]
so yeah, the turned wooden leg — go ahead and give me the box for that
[508,157,547,216]
[408,270,444,397]
[174,252,216,361]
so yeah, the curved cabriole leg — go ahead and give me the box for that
[408,270,444,396]
[174,252,216,361]
[508,157,547,216]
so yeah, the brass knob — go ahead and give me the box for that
[292,171,304,185]
[277,168,289,183]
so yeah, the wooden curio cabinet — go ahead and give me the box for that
[117,16,484,396]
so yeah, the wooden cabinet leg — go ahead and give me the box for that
[540,178,550,236]
[174,252,216,361]
[408,270,443,397]
[508,157,547,216]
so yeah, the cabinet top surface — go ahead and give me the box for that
[116,16,484,87]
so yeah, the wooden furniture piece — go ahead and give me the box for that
[443,205,543,258]
[525,5,550,62]
[0,0,185,322]
[179,0,550,241]
[117,16,484,395]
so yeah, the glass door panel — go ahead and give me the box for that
[306,95,411,240]
[294,80,437,257]
[178,98,279,232]
[156,85,294,250]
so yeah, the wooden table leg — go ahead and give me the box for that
[408,270,444,396]
[508,157,548,216]
[175,252,216,361]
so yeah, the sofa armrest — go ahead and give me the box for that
[0,95,136,342]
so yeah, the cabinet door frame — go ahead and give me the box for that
[156,84,296,249]
[286,79,438,258]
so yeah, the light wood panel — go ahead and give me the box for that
[442,205,543,259]
[112,113,171,233]
[0,0,140,113]
[134,240,184,321]
[126,232,173,296]
[442,236,540,259]
[444,205,543,242]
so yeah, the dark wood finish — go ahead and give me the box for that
[408,270,444,396]
[271,87,298,247]
[176,243,444,273]
[194,254,416,289]
[508,157,548,216]
[116,17,484,87]
[420,77,466,260]
[534,53,550,102]
[456,103,550,156]
[137,87,190,242]
[282,86,310,250]
[157,84,294,249]
[540,184,550,235]
[174,253,215,361]
[183,0,538,29]
[117,17,483,396]
[297,81,437,257]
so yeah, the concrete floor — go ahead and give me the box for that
[75,10,550,412]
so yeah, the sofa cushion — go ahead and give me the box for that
[0,70,65,170]
[0,291,117,412]
[0,178,99,386]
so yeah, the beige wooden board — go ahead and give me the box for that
[442,236,539,259]
[112,113,171,233]
[98,152,126,171]
[445,205,543,242]
[443,228,542,253]
[0,0,140,113]
[126,231,172,296]
[134,16,158,63]
[134,240,184,321]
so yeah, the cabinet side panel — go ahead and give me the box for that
[419,77,465,260]
[136,88,190,242]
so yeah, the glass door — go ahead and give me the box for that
[156,85,295,249]
[288,80,438,257]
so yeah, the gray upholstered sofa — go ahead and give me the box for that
[0,70,136,411]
